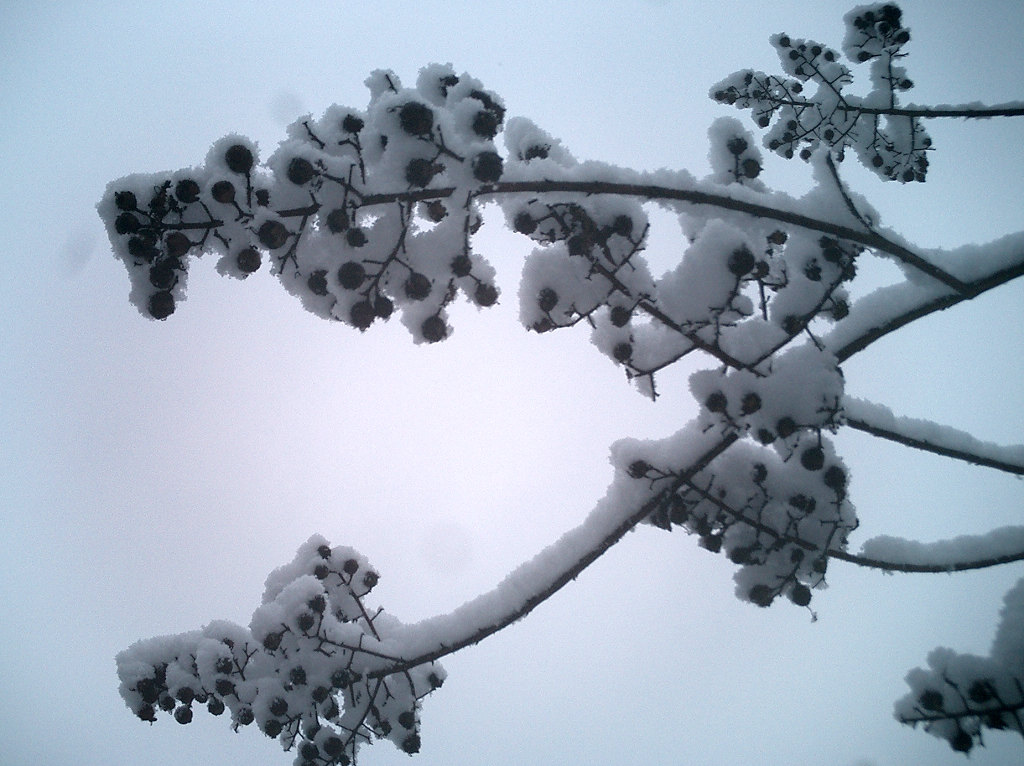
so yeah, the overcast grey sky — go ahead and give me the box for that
[2,1,1023,764]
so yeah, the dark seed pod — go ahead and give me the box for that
[165,231,191,259]
[350,300,375,331]
[225,144,254,174]
[421,315,447,343]
[705,391,728,413]
[287,157,317,185]
[115,212,141,235]
[149,261,177,290]
[374,294,393,318]
[404,272,431,300]
[789,583,812,607]
[236,247,261,274]
[114,191,138,211]
[612,342,633,363]
[326,208,350,233]
[450,253,473,277]
[175,179,201,203]
[405,158,436,187]
[471,151,503,183]
[727,246,756,276]
[258,220,289,249]
[513,212,537,235]
[307,270,329,296]
[211,180,236,204]
[609,305,631,327]
[749,584,775,607]
[337,261,366,290]
[474,283,499,306]
[537,287,558,313]
[800,446,825,471]
[346,228,367,247]
[148,290,175,320]
[398,102,434,136]
[342,114,364,133]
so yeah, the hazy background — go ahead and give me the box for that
[2,1,1022,764]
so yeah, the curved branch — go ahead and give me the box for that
[359,180,969,292]
[370,432,739,678]
[830,254,1024,362]
[843,397,1024,476]
[828,548,1024,573]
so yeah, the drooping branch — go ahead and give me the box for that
[843,397,1024,476]
[841,102,1024,119]
[370,431,739,677]
[828,245,1024,362]
[828,548,1024,573]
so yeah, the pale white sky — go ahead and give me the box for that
[1,1,1022,764]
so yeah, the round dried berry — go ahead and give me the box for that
[398,711,416,729]
[450,254,473,277]
[800,446,825,471]
[612,342,633,363]
[165,231,191,259]
[308,594,326,613]
[538,287,558,313]
[513,212,537,234]
[263,719,283,738]
[740,392,762,414]
[363,571,379,588]
[405,158,436,187]
[342,114,364,133]
[326,207,350,233]
[950,730,973,753]
[612,215,633,237]
[225,144,254,174]
[307,270,329,296]
[474,283,499,306]
[114,212,140,235]
[705,391,728,413]
[627,460,651,479]
[236,707,254,725]
[346,228,367,247]
[211,180,235,204]
[823,465,846,491]
[114,190,138,211]
[343,559,359,575]
[148,290,175,320]
[749,584,775,607]
[337,261,366,290]
[296,612,316,632]
[314,563,330,579]
[269,697,288,716]
[262,632,282,651]
[175,179,201,203]
[610,306,631,327]
[215,657,233,674]
[323,736,344,757]
[741,159,762,178]
[471,151,503,183]
[174,706,193,725]
[425,200,447,222]
[401,734,421,755]
[215,679,235,697]
[259,220,289,250]
[287,157,316,185]
[374,295,393,319]
[727,246,756,276]
[404,272,431,300]
[421,315,447,343]
[472,109,500,138]
[350,300,375,331]
[149,261,177,290]
[919,689,944,712]
[790,583,812,606]
[236,247,261,274]
[398,102,434,136]
[726,137,748,156]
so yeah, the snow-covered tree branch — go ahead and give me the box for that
[99,3,1023,761]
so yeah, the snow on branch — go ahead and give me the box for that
[843,397,1024,476]
[895,576,1024,753]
